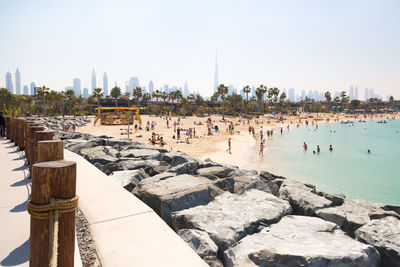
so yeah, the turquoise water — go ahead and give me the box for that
[255,119,400,205]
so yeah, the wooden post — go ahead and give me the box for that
[37,140,64,163]
[14,118,20,147]
[30,160,77,267]
[25,122,39,162]
[27,126,44,166]
[33,131,54,165]
[17,119,26,150]
[9,118,14,143]
[5,117,10,139]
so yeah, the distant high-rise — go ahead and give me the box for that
[349,86,354,100]
[251,85,255,98]
[164,84,169,93]
[6,72,13,93]
[354,86,359,100]
[301,90,306,101]
[288,88,295,102]
[73,78,82,96]
[369,88,374,99]
[23,85,29,95]
[365,88,369,101]
[91,69,96,92]
[83,88,89,98]
[183,82,189,97]
[213,54,218,93]
[15,68,21,95]
[126,77,139,95]
[30,82,36,95]
[103,72,108,96]
[148,80,154,96]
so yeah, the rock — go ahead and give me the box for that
[102,159,160,175]
[172,190,292,251]
[381,204,400,216]
[316,199,388,236]
[160,152,197,166]
[241,177,279,196]
[178,229,222,267]
[259,170,285,181]
[279,179,333,215]
[144,164,171,176]
[118,148,161,159]
[168,160,200,175]
[109,170,149,192]
[316,190,346,206]
[355,216,400,267]
[223,215,380,267]
[80,146,118,165]
[136,174,218,225]
[196,166,235,179]
[104,137,133,147]
[67,139,104,154]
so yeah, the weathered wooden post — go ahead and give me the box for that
[33,131,54,164]
[25,122,39,162]
[17,119,26,150]
[37,140,64,163]
[27,126,44,166]
[29,160,77,267]
[5,117,10,139]
[9,118,15,143]
[14,118,20,147]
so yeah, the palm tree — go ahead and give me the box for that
[0,88,13,111]
[36,86,50,115]
[152,89,162,103]
[133,87,143,107]
[110,86,122,107]
[65,89,75,115]
[255,85,267,113]
[141,93,151,105]
[161,91,168,103]
[93,88,104,110]
[341,91,349,104]
[217,84,228,120]
[242,85,251,102]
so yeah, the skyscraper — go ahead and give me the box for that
[15,68,21,95]
[365,88,369,101]
[126,77,140,95]
[148,80,154,96]
[354,86,359,100]
[213,54,218,93]
[103,72,108,96]
[183,82,189,97]
[288,88,295,102]
[30,82,36,95]
[301,90,306,101]
[23,85,29,95]
[6,72,13,93]
[349,86,354,100]
[73,78,82,96]
[83,88,89,98]
[91,69,96,92]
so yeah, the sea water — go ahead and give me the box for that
[254,119,400,205]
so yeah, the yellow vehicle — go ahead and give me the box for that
[94,107,141,125]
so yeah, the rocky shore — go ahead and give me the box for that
[36,117,400,267]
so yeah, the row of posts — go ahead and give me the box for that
[5,117,77,267]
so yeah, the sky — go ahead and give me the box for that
[0,0,399,98]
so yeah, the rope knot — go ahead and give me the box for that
[28,195,79,219]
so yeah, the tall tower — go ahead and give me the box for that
[148,80,154,96]
[213,53,218,93]
[103,72,108,96]
[6,71,13,93]
[15,68,21,95]
[30,82,36,95]
[91,69,96,92]
[354,86,359,100]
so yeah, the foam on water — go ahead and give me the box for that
[255,119,400,205]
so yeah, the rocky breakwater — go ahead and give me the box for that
[34,117,400,267]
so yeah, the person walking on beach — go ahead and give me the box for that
[259,142,264,156]
[0,112,5,137]
[227,138,231,154]
[177,127,181,139]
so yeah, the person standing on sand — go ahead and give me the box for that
[177,127,181,139]
[259,142,264,156]
[227,138,231,154]
[260,127,263,142]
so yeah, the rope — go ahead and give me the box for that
[28,195,78,267]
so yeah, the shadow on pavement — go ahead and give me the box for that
[12,165,29,172]
[0,238,29,266]
[10,200,28,213]
[10,178,30,187]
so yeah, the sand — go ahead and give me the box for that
[76,112,398,170]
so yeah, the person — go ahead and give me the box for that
[72,124,76,132]
[313,150,316,154]
[260,127,263,142]
[317,145,320,153]
[368,149,371,154]
[303,142,307,150]
[227,138,231,154]
[0,112,5,137]
[259,142,264,156]
[166,119,169,128]
[177,127,181,139]
[329,145,333,151]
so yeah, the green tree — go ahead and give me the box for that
[93,88,104,110]
[110,86,122,107]
[65,89,75,115]
[255,85,267,113]
[0,88,13,111]
[152,89,161,103]
[242,85,251,102]
[133,87,143,106]
[217,84,228,120]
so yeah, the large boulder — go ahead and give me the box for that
[172,190,292,251]
[80,146,118,165]
[196,166,236,179]
[136,174,220,225]
[316,199,390,236]
[355,216,400,267]
[118,148,160,159]
[178,229,222,267]
[102,159,160,175]
[160,152,197,166]
[279,179,333,215]
[108,169,149,192]
[224,215,380,267]
[67,139,104,154]
[168,160,200,175]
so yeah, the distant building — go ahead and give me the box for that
[30,82,36,95]
[349,86,354,100]
[83,88,89,98]
[15,68,21,95]
[301,90,306,101]
[148,80,154,96]
[369,88,375,99]
[213,54,218,93]
[6,71,13,93]
[91,69,96,92]
[288,88,295,102]
[251,85,255,98]
[164,84,169,93]
[354,86,359,100]
[103,72,108,96]
[365,88,369,101]
[183,82,189,97]
[73,78,82,96]
[126,77,139,95]
[23,85,29,95]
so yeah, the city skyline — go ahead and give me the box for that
[1,1,399,98]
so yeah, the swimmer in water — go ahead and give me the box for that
[303,142,307,150]
[329,145,333,151]
[368,149,371,154]
[317,145,320,153]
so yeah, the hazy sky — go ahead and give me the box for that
[1,0,399,98]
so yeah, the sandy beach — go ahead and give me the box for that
[75,112,384,170]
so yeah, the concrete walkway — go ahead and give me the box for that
[0,138,81,267]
